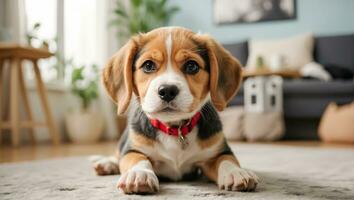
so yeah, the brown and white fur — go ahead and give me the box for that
[92,27,259,194]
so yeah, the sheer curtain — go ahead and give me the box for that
[24,0,58,82]
[64,0,120,140]
[0,0,121,141]
[64,0,120,65]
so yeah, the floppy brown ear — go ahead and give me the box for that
[194,34,243,111]
[102,39,139,115]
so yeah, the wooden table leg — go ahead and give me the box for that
[32,60,60,145]
[0,58,4,144]
[18,63,36,144]
[10,58,20,147]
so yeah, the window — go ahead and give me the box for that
[64,0,98,67]
[25,0,57,45]
[25,0,104,84]
[25,0,60,82]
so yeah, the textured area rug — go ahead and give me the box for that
[1,144,354,200]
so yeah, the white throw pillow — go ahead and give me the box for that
[246,33,314,70]
[300,62,332,81]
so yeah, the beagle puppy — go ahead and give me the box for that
[93,27,259,194]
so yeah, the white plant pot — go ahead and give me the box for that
[65,111,104,144]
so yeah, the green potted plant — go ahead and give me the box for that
[111,0,179,41]
[26,22,41,47]
[65,64,104,143]
[256,56,266,70]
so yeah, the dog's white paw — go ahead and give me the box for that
[117,168,159,194]
[89,155,119,176]
[217,161,259,192]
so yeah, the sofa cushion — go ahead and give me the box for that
[283,79,354,95]
[235,79,354,95]
[324,65,354,79]
[314,34,354,72]
[223,41,248,66]
[229,79,354,118]
[283,79,354,118]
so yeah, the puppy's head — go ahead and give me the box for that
[102,27,242,122]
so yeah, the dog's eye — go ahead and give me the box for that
[183,60,200,75]
[141,60,156,73]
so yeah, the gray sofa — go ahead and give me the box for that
[224,34,354,140]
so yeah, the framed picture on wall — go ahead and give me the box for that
[214,0,297,24]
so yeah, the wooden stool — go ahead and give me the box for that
[0,43,60,146]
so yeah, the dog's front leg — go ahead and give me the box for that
[201,154,259,191]
[117,152,159,194]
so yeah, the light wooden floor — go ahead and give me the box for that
[0,141,353,163]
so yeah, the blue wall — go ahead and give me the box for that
[169,0,354,44]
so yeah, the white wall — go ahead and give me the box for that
[169,0,354,43]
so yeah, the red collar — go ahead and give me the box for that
[149,112,201,137]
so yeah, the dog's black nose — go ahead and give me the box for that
[158,84,179,102]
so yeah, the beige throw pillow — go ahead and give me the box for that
[243,112,284,142]
[219,106,244,141]
[246,33,314,70]
[318,102,354,143]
